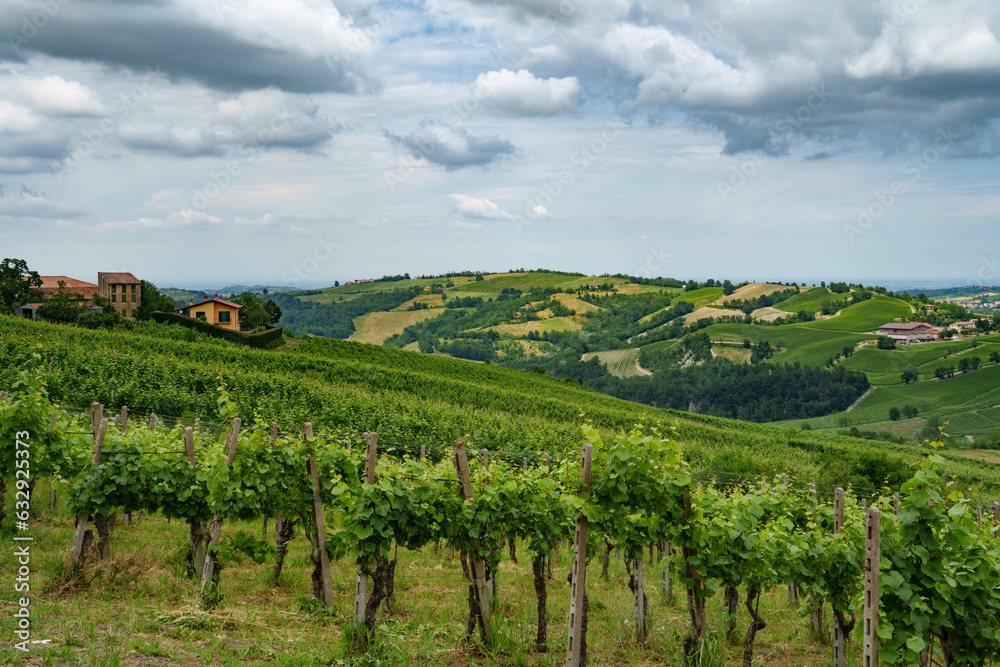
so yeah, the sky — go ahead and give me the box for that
[1,0,999,289]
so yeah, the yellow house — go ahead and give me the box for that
[175,297,243,331]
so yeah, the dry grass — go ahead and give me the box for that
[486,317,583,336]
[751,307,793,322]
[683,307,744,324]
[349,310,441,345]
[713,284,802,305]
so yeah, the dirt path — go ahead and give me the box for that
[846,387,874,411]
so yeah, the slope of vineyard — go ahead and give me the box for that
[4,316,1000,497]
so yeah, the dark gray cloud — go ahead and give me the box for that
[0,2,377,94]
[385,120,517,170]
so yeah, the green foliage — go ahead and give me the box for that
[137,281,178,321]
[0,257,42,314]
[150,311,283,348]
[878,440,1000,664]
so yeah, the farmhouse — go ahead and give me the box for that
[877,322,937,344]
[953,320,978,332]
[175,296,243,331]
[98,272,141,320]
[28,272,142,320]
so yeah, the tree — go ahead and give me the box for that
[876,336,896,350]
[0,257,42,314]
[903,405,918,418]
[991,351,1000,365]
[901,367,919,384]
[971,356,982,371]
[234,292,270,329]
[934,366,947,380]
[264,299,282,326]
[35,280,84,323]
[136,280,177,320]
[889,406,901,421]
[959,357,971,373]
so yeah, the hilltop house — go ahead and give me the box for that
[877,322,937,344]
[953,320,979,332]
[175,296,243,331]
[98,272,141,320]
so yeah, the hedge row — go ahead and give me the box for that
[150,312,283,348]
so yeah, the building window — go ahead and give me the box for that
[196,311,207,321]
[131,284,137,293]
[218,311,230,323]
[111,284,117,293]
[111,294,116,302]
[131,294,136,302]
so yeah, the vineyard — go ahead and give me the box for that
[6,352,1000,666]
[580,350,648,379]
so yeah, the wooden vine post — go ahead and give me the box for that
[48,413,57,511]
[662,541,674,600]
[305,423,334,607]
[199,417,241,607]
[634,554,646,641]
[810,483,823,634]
[833,487,846,666]
[453,438,494,647]
[352,432,378,630]
[992,502,1000,535]
[862,507,881,667]
[149,413,157,431]
[183,427,205,580]
[566,442,592,667]
[70,406,106,565]
[120,407,132,525]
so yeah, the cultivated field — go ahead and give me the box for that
[682,306,744,324]
[713,283,800,305]
[581,348,651,378]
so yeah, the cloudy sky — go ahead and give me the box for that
[1,0,999,289]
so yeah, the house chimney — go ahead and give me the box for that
[189,298,193,305]
[214,293,218,298]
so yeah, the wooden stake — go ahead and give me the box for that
[834,488,845,534]
[149,413,157,430]
[662,541,673,599]
[566,442,593,667]
[120,406,128,435]
[634,557,645,641]
[832,487,846,666]
[523,457,528,471]
[862,508,881,667]
[306,423,334,607]
[894,493,900,516]
[420,445,426,462]
[353,432,379,628]
[71,415,107,564]
[182,427,205,580]
[199,418,241,606]
[453,438,493,646]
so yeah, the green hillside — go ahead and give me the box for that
[228,271,994,439]
[778,286,835,313]
[6,314,1000,499]
[803,294,913,332]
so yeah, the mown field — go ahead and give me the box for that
[800,295,913,332]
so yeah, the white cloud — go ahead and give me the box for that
[452,220,483,230]
[95,209,222,231]
[19,76,106,117]
[449,193,513,219]
[474,69,580,116]
[528,204,552,219]
[0,186,85,218]
[0,101,41,133]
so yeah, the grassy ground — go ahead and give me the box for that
[682,307,744,324]
[0,501,862,667]
[673,287,724,307]
[453,273,589,294]
[485,317,583,336]
[776,288,834,314]
[800,295,913,333]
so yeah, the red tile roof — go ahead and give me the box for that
[37,276,105,296]
[878,322,933,331]
[98,272,140,284]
